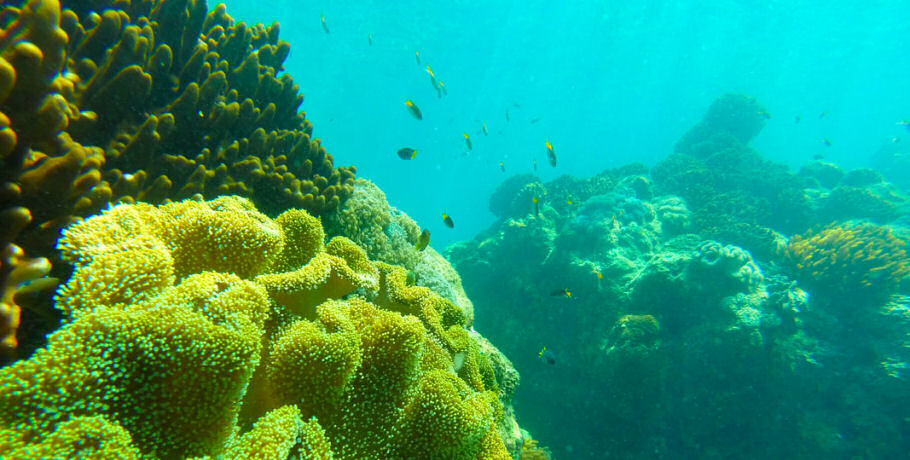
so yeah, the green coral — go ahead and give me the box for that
[0,196,514,458]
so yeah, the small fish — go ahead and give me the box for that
[757,110,771,119]
[550,288,572,298]
[512,102,522,108]
[500,161,505,172]
[505,109,510,122]
[795,115,801,124]
[567,199,573,205]
[813,153,825,160]
[897,120,910,131]
[320,15,329,34]
[368,32,372,45]
[821,138,832,147]
[539,346,556,365]
[533,158,537,171]
[438,81,447,95]
[415,50,421,65]
[405,100,422,120]
[482,122,488,136]
[415,228,430,251]
[891,136,900,143]
[545,140,556,167]
[442,213,454,228]
[532,196,539,216]
[592,267,603,280]
[530,117,541,124]
[818,111,828,120]
[463,132,472,150]
[397,148,417,160]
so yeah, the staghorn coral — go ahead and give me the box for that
[0,0,356,353]
[788,222,910,305]
[0,196,516,458]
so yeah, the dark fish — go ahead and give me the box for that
[397,148,417,160]
[819,111,828,120]
[532,196,539,216]
[533,159,537,172]
[813,153,825,160]
[442,213,454,228]
[405,100,422,120]
[512,102,522,108]
[321,15,329,33]
[795,115,801,123]
[415,50,421,65]
[463,132,472,150]
[482,122,488,136]
[539,346,556,365]
[439,81,447,95]
[549,288,572,298]
[415,228,430,251]
[757,111,771,119]
[368,32,372,45]
[530,117,541,124]
[821,138,832,147]
[545,140,556,167]
[500,161,505,172]
[506,109,510,122]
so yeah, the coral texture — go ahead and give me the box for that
[0,196,514,459]
[0,0,356,353]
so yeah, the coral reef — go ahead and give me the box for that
[675,93,768,155]
[324,179,475,323]
[788,221,910,306]
[0,0,356,355]
[0,196,516,459]
[451,98,910,458]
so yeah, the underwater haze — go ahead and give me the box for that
[226,0,910,248]
[3,0,910,458]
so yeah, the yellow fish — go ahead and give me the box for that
[546,140,556,166]
[463,132,472,150]
[405,100,422,120]
[415,229,430,251]
[320,15,329,33]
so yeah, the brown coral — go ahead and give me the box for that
[0,0,356,353]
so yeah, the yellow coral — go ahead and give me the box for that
[1,196,516,458]
[223,405,307,460]
[789,222,910,302]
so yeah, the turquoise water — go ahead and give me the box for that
[226,0,910,248]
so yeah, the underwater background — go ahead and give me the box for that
[1,0,909,459]
[227,0,910,248]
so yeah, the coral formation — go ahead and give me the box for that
[324,179,475,323]
[0,196,516,458]
[0,0,356,354]
[451,97,910,458]
[788,221,910,305]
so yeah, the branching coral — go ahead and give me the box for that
[0,196,515,458]
[0,0,356,352]
[788,222,910,304]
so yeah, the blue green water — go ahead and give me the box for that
[226,0,909,248]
